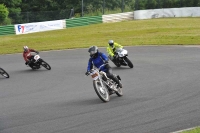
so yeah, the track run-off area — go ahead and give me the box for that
[0,46,200,133]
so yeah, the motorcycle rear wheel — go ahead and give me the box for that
[115,87,123,97]
[0,68,9,78]
[124,57,133,68]
[113,60,121,67]
[93,80,110,102]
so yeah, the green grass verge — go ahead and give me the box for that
[181,127,200,133]
[0,17,200,54]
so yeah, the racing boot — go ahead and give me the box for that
[113,75,122,88]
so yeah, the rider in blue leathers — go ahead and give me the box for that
[85,46,122,88]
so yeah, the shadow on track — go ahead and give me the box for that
[12,69,50,73]
[0,78,8,80]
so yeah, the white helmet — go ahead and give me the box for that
[23,46,29,52]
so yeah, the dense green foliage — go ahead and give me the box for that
[0,0,21,24]
[0,0,200,24]
[0,4,9,24]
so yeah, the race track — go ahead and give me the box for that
[0,46,200,133]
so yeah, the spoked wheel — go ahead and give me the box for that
[124,57,133,68]
[0,68,10,78]
[41,60,51,70]
[93,80,110,102]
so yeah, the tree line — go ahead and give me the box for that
[0,0,200,25]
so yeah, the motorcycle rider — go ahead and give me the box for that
[107,40,123,62]
[85,46,122,88]
[23,46,39,68]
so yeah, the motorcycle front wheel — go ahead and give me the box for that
[93,80,110,102]
[0,68,10,78]
[40,59,51,70]
[124,57,133,68]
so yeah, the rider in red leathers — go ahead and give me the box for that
[23,46,39,68]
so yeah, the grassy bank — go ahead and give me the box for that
[0,17,200,54]
[181,127,200,133]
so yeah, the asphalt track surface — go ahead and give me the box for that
[0,46,200,133]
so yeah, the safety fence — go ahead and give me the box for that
[1,7,200,36]
[0,25,15,36]
[134,7,200,20]
[0,12,133,36]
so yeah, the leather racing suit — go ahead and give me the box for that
[87,52,122,88]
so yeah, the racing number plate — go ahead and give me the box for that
[34,55,40,61]
[91,72,98,80]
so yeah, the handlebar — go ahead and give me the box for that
[85,63,108,76]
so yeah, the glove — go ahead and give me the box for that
[104,60,108,64]
[35,51,39,54]
[85,71,90,76]
[25,61,29,65]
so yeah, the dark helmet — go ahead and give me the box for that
[88,46,99,58]
[108,40,114,47]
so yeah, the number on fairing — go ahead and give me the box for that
[90,70,99,80]
[34,55,40,61]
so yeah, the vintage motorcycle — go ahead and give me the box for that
[86,64,123,102]
[0,67,9,78]
[27,54,51,70]
[110,48,133,68]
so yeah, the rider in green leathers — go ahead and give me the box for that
[106,40,123,61]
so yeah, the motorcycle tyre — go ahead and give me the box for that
[115,87,123,97]
[0,68,9,78]
[40,59,51,70]
[113,60,121,67]
[93,80,110,102]
[124,57,133,68]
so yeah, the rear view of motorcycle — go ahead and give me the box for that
[110,48,133,68]
[27,54,51,70]
[0,67,10,78]
[86,64,123,102]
